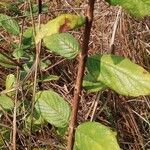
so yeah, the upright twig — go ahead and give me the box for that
[67,0,96,150]
[12,19,24,150]
[28,0,42,149]
[110,7,122,54]
[38,0,42,14]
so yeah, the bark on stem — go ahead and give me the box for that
[67,0,96,150]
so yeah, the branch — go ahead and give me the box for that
[67,0,96,150]
[38,0,42,14]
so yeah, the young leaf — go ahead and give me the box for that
[106,0,150,17]
[0,13,20,35]
[74,122,120,150]
[0,94,14,110]
[87,54,150,96]
[43,33,80,59]
[83,73,107,92]
[35,90,70,128]
[5,74,15,90]
[35,14,86,43]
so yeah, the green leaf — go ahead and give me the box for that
[0,53,16,68]
[83,73,107,92]
[0,13,20,35]
[0,94,14,110]
[35,90,70,128]
[74,122,120,150]
[87,54,150,96]
[4,74,16,97]
[5,74,15,90]
[106,0,150,17]
[44,33,80,59]
[35,14,86,43]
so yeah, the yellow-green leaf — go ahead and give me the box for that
[43,33,80,59]
[0,94,14,110]
[87,54,150,96]
[35,90,70,128]
[74,122,120,150]
[106,0,150,17]
[35,14,86,44]
[0,13,20,35]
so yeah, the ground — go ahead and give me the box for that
[0,0,150,150]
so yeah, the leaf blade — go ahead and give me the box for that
[43,33,80,59]
[106,0,150,17]
[0,95,14,110]
[0,13,20,35]
[74,122,120,150]
[35,14,86,43]
[87,54,150,96]
[35,90,70,128]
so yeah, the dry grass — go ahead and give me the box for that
[0,0,150,149]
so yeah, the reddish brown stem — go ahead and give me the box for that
[67,0,96,150]
[38,0,42,14]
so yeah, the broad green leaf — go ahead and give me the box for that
[74,122,120,150]
[83,73,107,92]
[87,54,150,96]
[44,33,80,59]
[35,14,86,43]
[0,13,20,35]
[106,0,150,17]
[0,94,14,110]
[5,74,15,90]
[35,90,70,128]
[0,53,16,68]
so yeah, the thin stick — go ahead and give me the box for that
[110,7,122,53]
[28,0,42,149]
[90,92,101,121]
[12,19,24,150]
[94,91,112,120]
[12,67,19,150]
[67,0,96,149]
